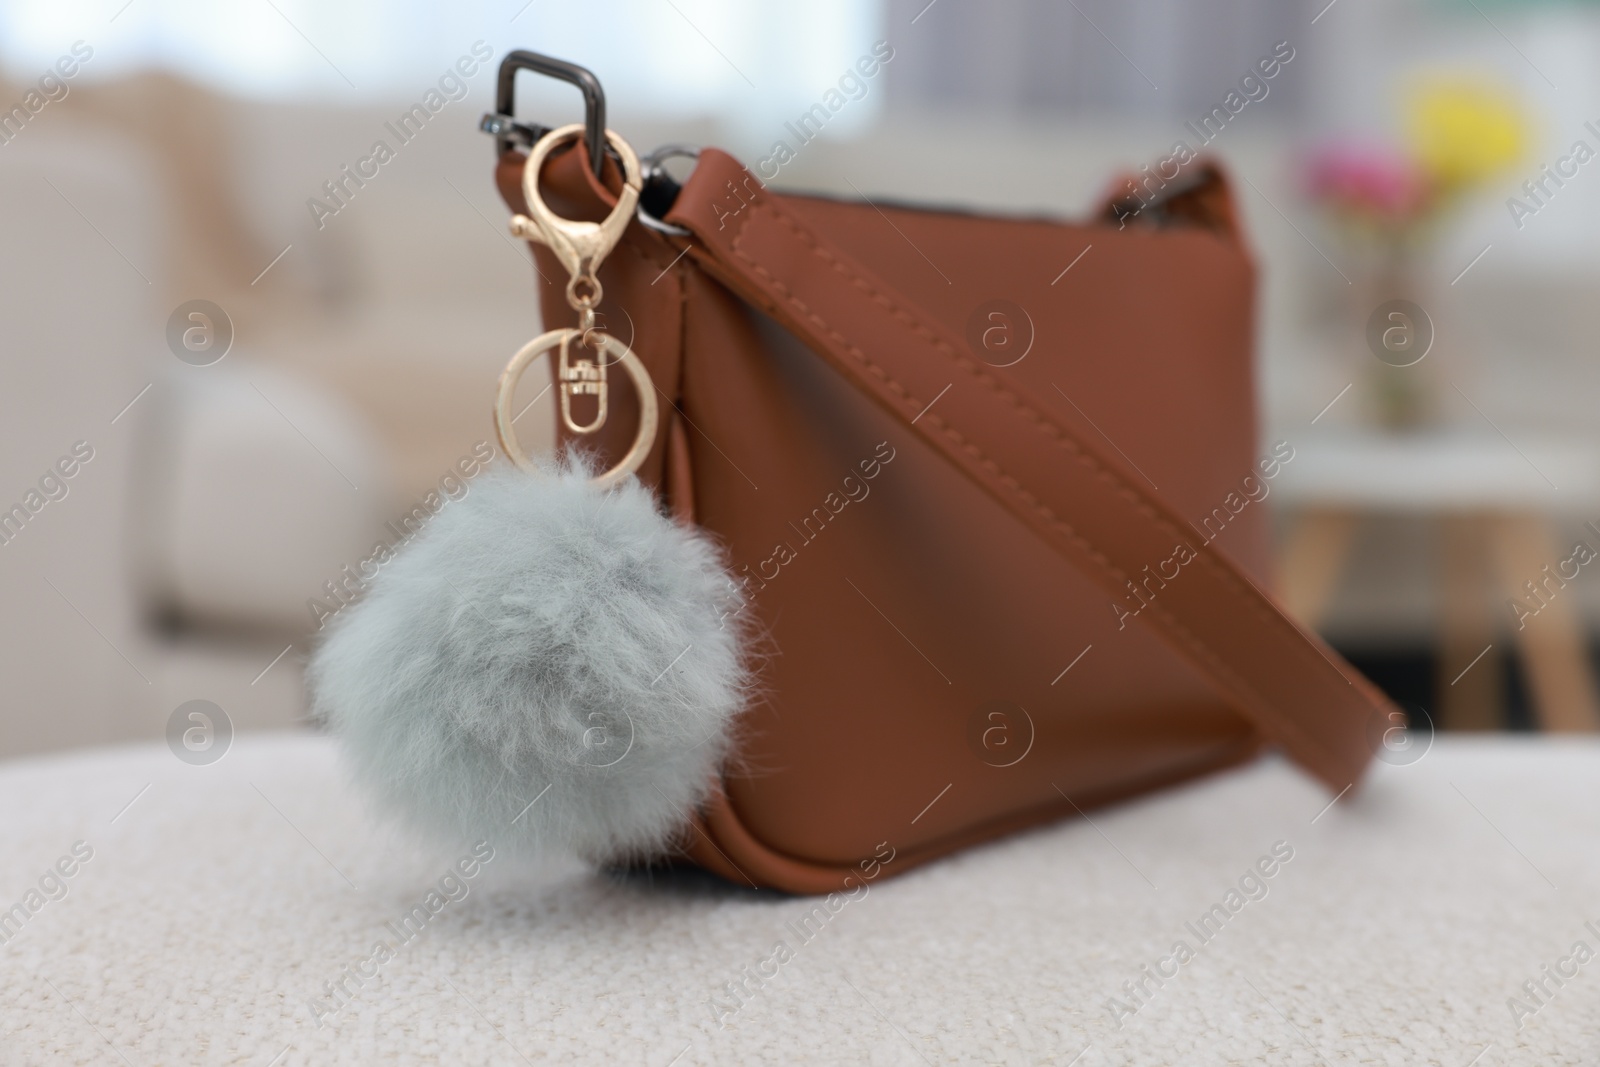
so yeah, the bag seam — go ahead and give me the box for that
[722,190,1361,766]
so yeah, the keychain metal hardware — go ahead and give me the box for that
[495,124,658,489]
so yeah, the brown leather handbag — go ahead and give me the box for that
[485,53,1391,894]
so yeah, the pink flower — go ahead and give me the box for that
[1303,142,1434,226]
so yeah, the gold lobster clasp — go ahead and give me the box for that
[509,123,642,314]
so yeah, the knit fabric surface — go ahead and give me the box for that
[1,732,1595,1065]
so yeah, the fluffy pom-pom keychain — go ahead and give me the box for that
[308,462,747,861]
[308,125,749,862]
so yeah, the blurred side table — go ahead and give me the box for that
[1274,430,1600,732]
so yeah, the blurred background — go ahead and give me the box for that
[3,0,1599,758]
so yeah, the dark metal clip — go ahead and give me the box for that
[480,50,606,179]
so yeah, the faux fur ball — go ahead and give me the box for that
[307,463,749,863]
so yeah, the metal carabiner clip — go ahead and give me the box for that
[481,52,697,235]
[480,50,608,179]
[508,123,642,312]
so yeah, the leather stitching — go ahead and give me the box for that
[713,185,1365,768]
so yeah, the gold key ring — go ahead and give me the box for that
[494,329,658,489]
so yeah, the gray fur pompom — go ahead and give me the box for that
[307,464,749,863]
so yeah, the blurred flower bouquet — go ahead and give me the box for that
[1303,143,1435,249]
[1303,76,1526,428]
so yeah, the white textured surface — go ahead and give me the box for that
[2,732,1598,1065]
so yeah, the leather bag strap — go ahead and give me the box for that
[664,150,1390,793]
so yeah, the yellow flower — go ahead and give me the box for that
[1406,76,1526,190]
